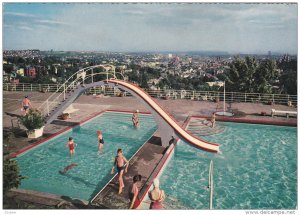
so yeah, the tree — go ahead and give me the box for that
[224,56,278,93]
[278,59,297,95]
[279,70,297,95]
[3,158,27,194]
[254,59,278,94]
[223,56,257,92]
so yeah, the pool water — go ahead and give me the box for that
[160,121,297,209]
[16,112,157,201]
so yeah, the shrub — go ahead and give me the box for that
[20,109,45,131]
[3,158,27,194]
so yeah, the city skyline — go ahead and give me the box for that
[3,3,298,54]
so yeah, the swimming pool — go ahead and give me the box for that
[15,111,157,201]
[159,120,297,209]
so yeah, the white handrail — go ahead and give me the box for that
[38,64,115,109]
[37,64,117,116]
[208,160,213,209]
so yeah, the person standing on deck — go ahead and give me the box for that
[21,95,32,115]
[111,148,129,194]
[129,174,142,209]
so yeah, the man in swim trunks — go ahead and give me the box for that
[132,110,140,128]
[21,95,32,115]
[66,137,77,157]
[97,130,104,152]
[111,148,129,194]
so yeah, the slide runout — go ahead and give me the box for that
[107,79,219,152]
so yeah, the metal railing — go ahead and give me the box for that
[208,160,214,210]
[3,83,297,105]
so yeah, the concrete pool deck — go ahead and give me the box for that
[3,91,297,208]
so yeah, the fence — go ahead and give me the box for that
[3,83,297,105]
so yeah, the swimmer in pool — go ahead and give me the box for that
[97,130,104,152]
[132,110,140,128]
[66,137,77,157]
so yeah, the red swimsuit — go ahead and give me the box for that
[69,142,74,150]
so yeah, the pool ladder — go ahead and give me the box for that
[208,160,214,209]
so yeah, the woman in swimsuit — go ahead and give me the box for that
[148,178,165,209]
[66,137,77,157]
[129,174,142,209]
[210,112,216,128]
[97,130,104,152]
[111,148,129,194]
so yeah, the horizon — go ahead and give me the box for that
[3,49,296,56]
[3,3,297,54]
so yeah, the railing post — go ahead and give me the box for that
[244,93,247,103]
[46,99,49,116]
[23,83,24,91]
[6,84,8,91]
[272,94,274,103]
[63,84,66,100]
[92,68,94,83]
[39,84,41,92]
[31,84,32,91]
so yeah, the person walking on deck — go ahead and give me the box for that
[111,148,129,194]
[21,95,32,115]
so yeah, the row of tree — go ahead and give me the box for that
[124,57,296,95]
[218,57,297,95]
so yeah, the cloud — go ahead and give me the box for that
[3,3,297,54]
[4,11,36,17]
[37,19,68,25]
[18,26,34,31]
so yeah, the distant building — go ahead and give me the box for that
[16,68,25,76]
[206,81,224,87]
[26,67,37,78]
[268,51,272,59]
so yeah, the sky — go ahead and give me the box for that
[3,2,298,54]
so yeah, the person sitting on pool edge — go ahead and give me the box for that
[66,137,77,157]
[111,148,129,194]
[132,110,140,128]
[97,130,104,152]
[148,178,165,209]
